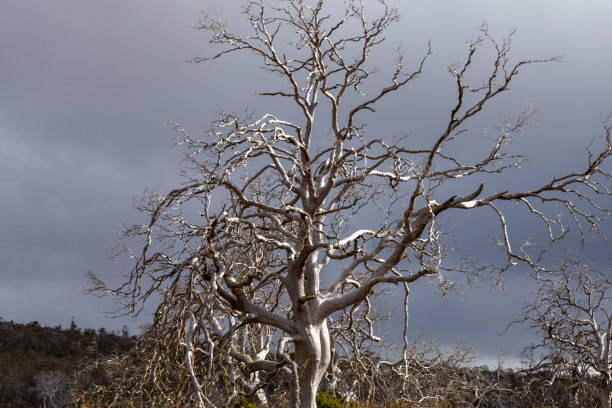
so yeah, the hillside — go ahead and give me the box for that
[0,318,135,407]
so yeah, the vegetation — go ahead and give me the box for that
[0,318,135,407]
[316,392,344,408]
[232,397,259,408]
[0,317,608,407]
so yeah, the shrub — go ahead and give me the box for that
[232,397,258,408]
[316,391,344,408]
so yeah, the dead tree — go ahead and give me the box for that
[34,370,70,408]
[90,1,612,407]
[519,260,611,407]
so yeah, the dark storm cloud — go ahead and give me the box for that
[0,0,610,362]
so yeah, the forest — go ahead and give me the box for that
[0,318,135,407]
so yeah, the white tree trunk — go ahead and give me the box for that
[252,373,269,407]
[292,321,331,408]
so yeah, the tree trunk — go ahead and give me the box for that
[292,321,331,408]
[253,375,269,407]
[568,384,579,408]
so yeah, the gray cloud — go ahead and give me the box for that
[0,0,610,361]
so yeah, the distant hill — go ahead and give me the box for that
[0,318,136,407]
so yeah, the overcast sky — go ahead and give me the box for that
[1,0,611,367]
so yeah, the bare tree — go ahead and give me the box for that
[90,1,612,407]
[34,370,70,408]
[326,334,526,408]
[519,260,611,407]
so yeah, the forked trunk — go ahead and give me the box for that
[290,321,331,408]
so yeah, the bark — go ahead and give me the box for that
[252,374,269,407]
[292,321,331,408]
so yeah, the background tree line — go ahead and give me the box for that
[0,318,135,407]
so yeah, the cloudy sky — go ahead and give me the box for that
[1,0,610,366]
